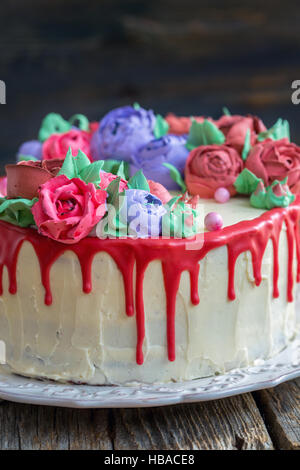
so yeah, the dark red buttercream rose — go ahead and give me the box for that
[245,138,300,193]
[216,114,266,154]
[185,144,243,198]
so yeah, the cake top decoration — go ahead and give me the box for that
[0,105,298,244]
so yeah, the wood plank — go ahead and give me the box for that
[0,401,113,450]
[254,378,300,450]
[112,393,273,450]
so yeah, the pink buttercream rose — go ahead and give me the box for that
[148,179,172,204]
[42,130,92,161]
[0,176,7,197]
[185,145,243,198]
[217,114,266,154]
[98,171,128,192]
[32,175,107,244]
[245,138,300,194]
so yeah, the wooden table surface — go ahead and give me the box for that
[0,378,299,450]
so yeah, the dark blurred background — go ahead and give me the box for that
[0,0,300,172]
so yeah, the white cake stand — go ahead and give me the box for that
[0,331,299,408]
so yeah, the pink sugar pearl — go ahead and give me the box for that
[205,212,223,231]
[214,187,230,203]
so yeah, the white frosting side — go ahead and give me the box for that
[0,197,298,384]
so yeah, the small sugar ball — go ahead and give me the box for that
[214,187,230,203]
[205,212,223,231]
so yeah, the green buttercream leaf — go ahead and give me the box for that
[162,163,187,192]
[165,196,181,210]
[18,154,39,162]
[102,160,130,180]
[241,128,251,161]
[153,114,169,139]
[162,202,200,238]
[249,183,267,209]
[102,160,116,173]
[265,180,295,209]
[0,197,37,227]
[79,161,104,184]
[128,170,150,192]
[257,118,290,142]
[58,148,104,185]
[69,114,89,131]
[74,149,91,173]
[57,147,78,179]
[222,107,231,116]
[234,168,262,195]
[116,161,127,180]
[250,179,295,210]
[133,102,141,110]
[106,177,122,205]
[186,119,225,151]
[38,113,71,142]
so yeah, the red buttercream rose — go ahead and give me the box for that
[42,130,92,161]
[165,114,213,135]
[32,175,107,244]
[216,114,266,154]
[98,171,128,192]
[245,138,300,193]
[185,145,243,198]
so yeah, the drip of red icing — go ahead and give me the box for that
[0,197,299,365]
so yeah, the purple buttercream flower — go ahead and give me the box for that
[17,140,42,161]
[130,135,189,190]
[120,189,166,238]
[95,106,156,162]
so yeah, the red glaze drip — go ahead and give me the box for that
[162,260,182,362]
[271,233,280,298]
[285,217,295,302]
[0,198,299,365]
[189,264,200,305]
[295,216,300,283]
